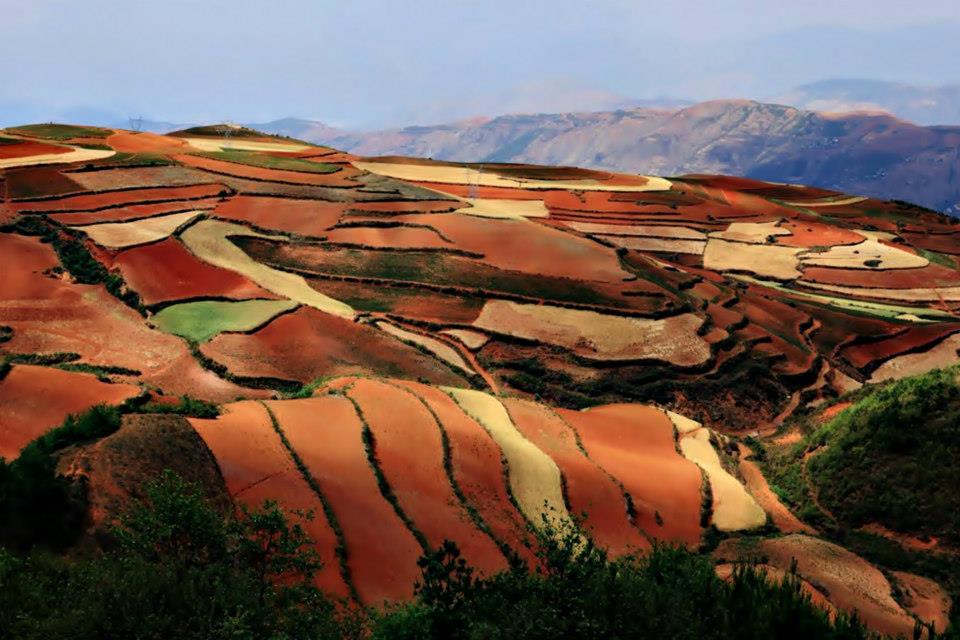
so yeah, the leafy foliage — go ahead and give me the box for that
[133,395,221,418]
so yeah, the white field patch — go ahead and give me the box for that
[709,221,791,244]
[600,236,706,255]
[567,222,707,239]
[678,427,766,531]
[781,195,867,207]
[703,239,803,280]
[457,198,549,219]
[798,280,960,302]
[0,146,115,169]
[73,210,201,249]
[666,410,702,435]
[443,387,572,531]
[181,137,313,153]
[376,321,475,374]
[440,328,490,350]
[472,300,711,366]
[869,333,960,383]
[800,238,929,270]
[179,219,355,319]
[353,160,672,192]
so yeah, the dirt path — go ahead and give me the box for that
[737,442,816,534]
[802,446,838,523]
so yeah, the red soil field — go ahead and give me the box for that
[901,231,960,255]
[0,364,139,460]
[308,279,484,324]
[267,395,423,603]
[5,167,86,199]
[188,401,349,598]
[325,224,451,250]
[801,263,960,289]
[114,237,279,306]
[392,380,537,567]
[558,404,702,546]
[840,324,960,373]
[795,303,897,357]
[345,378,507,575]
[348,199,461,214]
[0,140,70,159]
[174,154,361,188]
[502,398,648,556]
[401,213,632,282]
[200,306,467,386]
[49,197,223,225]
[15,184,225,213]
[0,233,261,402]
[212,195,345,237]
[777,220,865,248]
[106,132,187,154]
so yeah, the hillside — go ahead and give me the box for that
[306,100,960,216]
[1,123,959,635]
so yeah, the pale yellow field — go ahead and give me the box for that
[800,238,929,270]
[440,328,490,350]
[781,195,867,207]
[376,321,474,374]
[666,410,702,435]
[353,160,672,192]
[472,300,711,366]
[0,146,115,169]
[74,210,201,248]
[679,428,766,531]
[182,137,313,153]
[709,221,791,244]
[600,236,706,255]
[869,333,960,383]
[443,387,571,530]
[457,198,549,219]
[567,222,707,239]
[703,239,802,280]
[179,219,355,319]
[798,280,960,302]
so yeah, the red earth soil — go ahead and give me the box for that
[0,364,139,460]
[212,195,345,237]
[0,233,263,402]
[188,401,350,598]
[173,154,362,188]
[347,199,461,214]
[15,184,225,213]
[345,378,507,575]
[5,167,86,199]
[267,395,423,603]
[49,197,223,225]
[308,279,484,324]
[0,140,71,159]
[502,398,649,556]
[801,263,960,289]
[794,302,897,357]
[392,380,538,566]
[114,237,278,306]
[325,225,451,250]
[818,401,853,424]
[558,404,703,546]
[106,132,187,154]
[839,324,960,372]
[200,306,467,386]
[777,220,865,248]
[399,213,633,283]
[901,232,960,256]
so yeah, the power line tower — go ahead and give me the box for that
[466,164,482,200]
[128,115,144,132]
[222,120,236,150]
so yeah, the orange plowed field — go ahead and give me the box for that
[840,324,960,372]
[189,401,350,598]
[213,195,344,237]
[200,306,467,385]
[345,378,507,575]
[267,396,422,603]
[801,263,960,288]
[393,380,538,567]
[503,398,648,555]
[115,237,278,306]
[174,153,361,187]
[777,220,865,247]
[0,364,139,460]
[15,184,225,213]
[325,224,450,250]
[49,197,222,225]
[0,140,70,159]
[558,404,702,546]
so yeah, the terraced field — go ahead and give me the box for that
[2,122,959,633]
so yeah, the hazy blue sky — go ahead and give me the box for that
[3,0,959,127]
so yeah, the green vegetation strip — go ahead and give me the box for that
[5,123,111,140]
[152,299,298,343]
[198,149,339,174]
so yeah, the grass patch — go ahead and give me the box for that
[198,149,338,174]
[918,248,957,269]
[152,299,298,343]
[133,396,220,419]
[6,123,111,140]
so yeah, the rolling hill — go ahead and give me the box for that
[1,123,958,635]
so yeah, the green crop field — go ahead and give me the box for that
[152,299,298,342]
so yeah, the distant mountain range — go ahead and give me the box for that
[256,100,960,216]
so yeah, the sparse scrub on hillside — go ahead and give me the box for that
[198,149,339,174]
[5,123,111,140]
[133,395,221,418]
